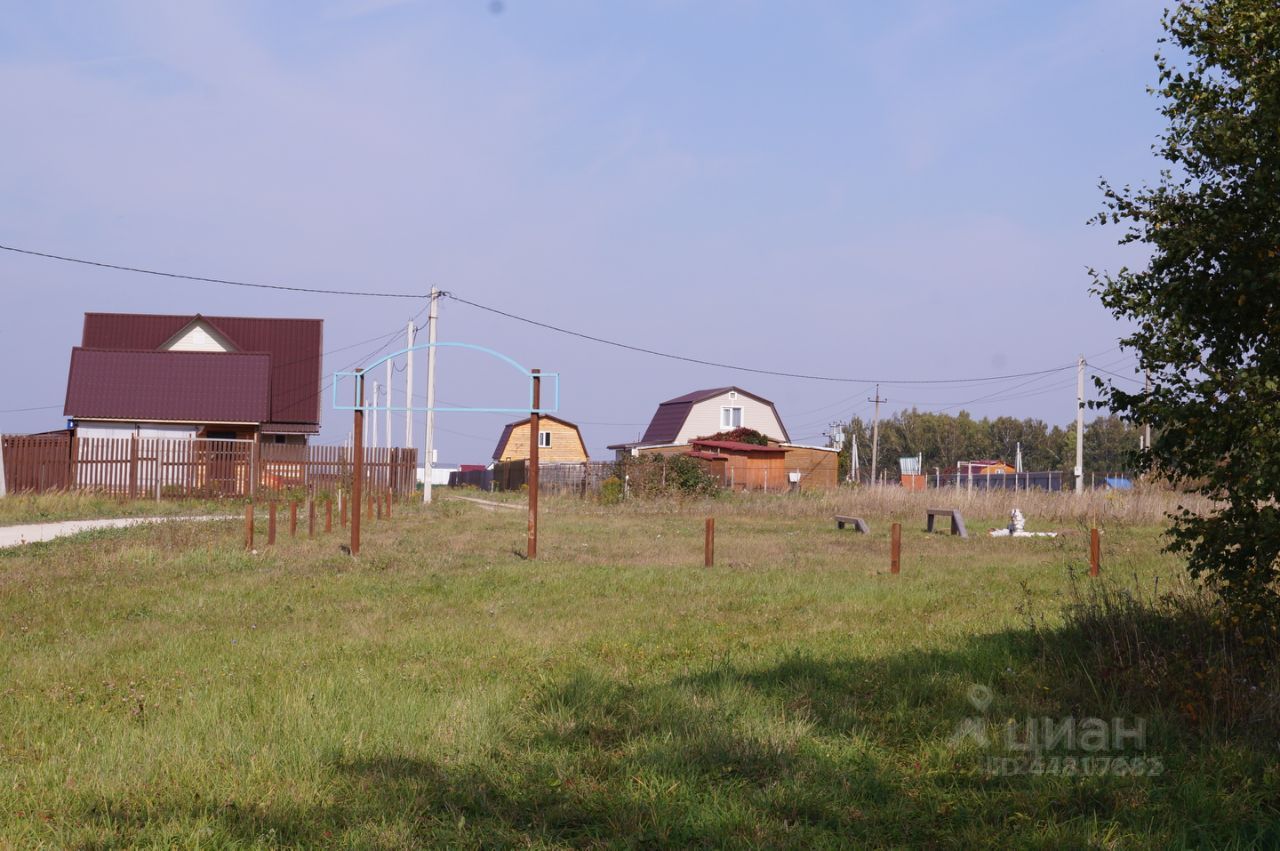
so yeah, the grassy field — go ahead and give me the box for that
[1,489,1277,848]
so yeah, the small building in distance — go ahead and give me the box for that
[956,459,1016,477]
[492,415,589,464]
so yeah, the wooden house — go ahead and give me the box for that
[492,415,589,464]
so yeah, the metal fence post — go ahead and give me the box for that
[704,517,715,567]
[891,522,901,574]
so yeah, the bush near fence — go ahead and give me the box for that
[1,434,416,499]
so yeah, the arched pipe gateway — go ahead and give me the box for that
[332,342,559,558]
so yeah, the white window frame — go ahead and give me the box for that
[538,430,552,448]
[720,406,743,429]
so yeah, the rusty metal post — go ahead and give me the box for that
[290,501,298,537]
[1090,527,1100,577]
[325,499,332,533]
[245,503,254,551]
[891,522,901,574]
[352,369,364,556]
[308,498,316,538]
[528,369,541,560]
[268,501,277,545]
[704,517,715,567]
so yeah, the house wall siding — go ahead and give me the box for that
[675,392,786,444]
[498,420,589,463]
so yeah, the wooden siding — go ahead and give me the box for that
[675,391,787,444]
[781,445,839,490]
[496,420,589,463]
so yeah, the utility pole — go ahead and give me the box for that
[868,384,886,487]
[1075,354,1085,494]
[385,358,392,449]
[370,381,379,449]
[422,287,440,503]
[404,319,416,450]
[1142,371,1152,452]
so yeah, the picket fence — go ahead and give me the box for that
[1,434,417,499]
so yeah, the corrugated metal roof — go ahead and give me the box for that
[689,439,788,454]
[80,313,322,428]
[64,349,271,424]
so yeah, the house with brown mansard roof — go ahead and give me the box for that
[63,312,323,444]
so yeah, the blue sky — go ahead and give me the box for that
[0,0,1167,460]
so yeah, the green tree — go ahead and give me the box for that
[1092,0,1280,619]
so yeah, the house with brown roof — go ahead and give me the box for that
[492,415,589,464]
[607,386,838,490]
[64,313,323,444]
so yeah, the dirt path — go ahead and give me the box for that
[0,515,232,549]
[441,495,522,512]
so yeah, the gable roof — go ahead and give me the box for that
[492,414,585,461]
[77,313,323,430]
[638,386,790,445]
[64,349,272,424]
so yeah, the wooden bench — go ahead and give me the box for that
[834,514,870,533]
[925,507,968,539]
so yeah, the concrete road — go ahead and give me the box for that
[0,515,231,549]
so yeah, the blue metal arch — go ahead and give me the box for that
[332,341,559,415]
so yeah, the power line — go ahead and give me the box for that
[0,404,61,414]
[0,243,426,299]
[443,292,1081,386]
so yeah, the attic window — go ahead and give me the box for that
[728,391,738,400]
[538,431,552,448]
[721,406,743,429]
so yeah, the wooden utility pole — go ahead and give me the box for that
[422,287,440,503]
[351,369,364,556]
[868,385,886,486]
[1142,371,1152,452]
[528,369,541,559]
[1075,355,1085,494]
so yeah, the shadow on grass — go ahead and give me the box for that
[72,628,1279,848]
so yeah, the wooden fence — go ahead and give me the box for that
[449,460,616,495]
[1,435,417,499]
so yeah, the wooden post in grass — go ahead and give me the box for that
[308,498,316,538]
[290,501,298,537]
[245,503,254,551]
[704,517,715,567]
[891,522,901,574]
[1090,527,1100,577]
[268,502,277,545]
[325,499,332,533]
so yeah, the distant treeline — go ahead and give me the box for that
[836,410,1139,481]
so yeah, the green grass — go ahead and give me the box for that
[0,491,237,527]
[1,492,1276,847]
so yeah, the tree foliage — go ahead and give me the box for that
[1091,1,1280,618]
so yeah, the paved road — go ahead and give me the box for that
[0,515,231,549]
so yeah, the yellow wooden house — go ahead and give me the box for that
[491,415,589,464]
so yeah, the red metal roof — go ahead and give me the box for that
[64,349,271,424]
[689,439,788,454]
[78,313,322,429]
[638,386,790,445]
[686,450,729,461]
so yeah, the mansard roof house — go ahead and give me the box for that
[63,312,323,443]
[608,386,837,490]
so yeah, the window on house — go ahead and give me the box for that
[538,431,552,448]
[721,406,743,429]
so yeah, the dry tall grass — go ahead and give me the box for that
[585,484,1208,527]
